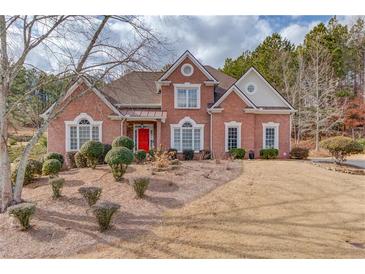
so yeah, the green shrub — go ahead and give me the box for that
[78,187,102,206]
[39,135,47,147]
[75,152,88,168]
[260,148,279,159]
[168,148,178,160]
[133,177,150,198]
[289,147,309,159]
[105,147,134,181]
[8,203,36,230]
[11,162,34,185]
[229,148,246,159]
[91,202,120,231]
[111,136,134,150]
[135,150,147,163]
[44,152,64,166]
[8,138,17,146]
[98,144,112,164]
[320,136,363,164]
[199,150,211,160]
[148,149,155,159]
[29,159,43,176]
[80,140,104,169]
[66,151,77,168]
[42,159,62,177]
[357,138,365,150]
[49,177,65,198]
[183,149,194,160]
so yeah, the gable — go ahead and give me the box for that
[235,68,294,110]
[165,56,210,83]
[158,50,218,83]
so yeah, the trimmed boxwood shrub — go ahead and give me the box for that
[320,136,363,164]
[105,147,134,181]
[111,136,134,150]
[75,152,88,168]
[135,150,147,164]
[260,148,279,159]
[289,147,309,159]
[78,186,102,206]
[49,177,65,198]
[66,151,77,168]
[183,149,194,161]
[229,148,246,159]
[80,140,104,169]
[98,144,112,164]
[42,159,62,177]
[91,202,120,231]
[133,177,150,198]
[8,202,36,230]
[43,152,64,166]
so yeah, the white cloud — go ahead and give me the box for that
[280,21,320,45]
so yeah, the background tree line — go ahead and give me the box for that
[221,16,365,150]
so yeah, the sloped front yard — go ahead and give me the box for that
[78,160,365,259]
[0,160,241,258]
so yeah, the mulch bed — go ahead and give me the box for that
[312,162,365,175]
[0,160,241,258]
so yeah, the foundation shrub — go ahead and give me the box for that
[229,148,246,159]
[135,150,147,164]
[43,152,64,166]
[42,159,61,177]
[182,149,194,161]
[75,152,88,168]
[260,148,279,159]
[289,147,309,159]
[80,140,104,169]
[112,136,134,150]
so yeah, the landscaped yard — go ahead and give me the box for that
[77,160,365,259]
[1,159,364,258]
[0,160,241,258]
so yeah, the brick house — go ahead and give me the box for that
[45,50,296,163]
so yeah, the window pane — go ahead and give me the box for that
[70,126,77,150]
[187,89,198,107]
[92,126,99,141]
[177,89,187,107]
[194,128,200,151]
[79,125,90,148]
[228,127,238,150]
[182,128,193,150]
[265,127,275,148]
[173,128,181,150]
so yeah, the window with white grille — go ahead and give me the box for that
[171,118,203,152]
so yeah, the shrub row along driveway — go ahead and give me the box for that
[0,160,241,258]
[79,160,365,258]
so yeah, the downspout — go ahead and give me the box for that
[208,109,213,158]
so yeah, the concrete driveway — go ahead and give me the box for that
[311,158,365,169]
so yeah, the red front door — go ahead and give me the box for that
[138,128,150,152]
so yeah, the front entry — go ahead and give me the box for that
[137,128,150,151]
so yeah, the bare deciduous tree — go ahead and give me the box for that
[0,15,165,211]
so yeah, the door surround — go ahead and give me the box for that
[133,124,154,152]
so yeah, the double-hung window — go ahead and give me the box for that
[225,121,241,152]
[174,84,200,109]
[263,122,279,149]
[171,118,203,152]
[66,114,102,151]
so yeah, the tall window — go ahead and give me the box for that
[263,122,279,149]
[174,84,200,109]
[66,114,102,151]
[225,121,241,152]
[171,118,203,152]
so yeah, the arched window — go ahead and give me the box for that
[66,113,102,151]
[171,117,204,152]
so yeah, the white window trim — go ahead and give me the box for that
[174,83,201,109]
[65,113,103,152]
[170,116,204,153]
[262,122,279,149]
[181,63,194,76]
[225,121,242,152]
[245,82,257,94]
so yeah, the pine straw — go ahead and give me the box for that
[0,160,241,258]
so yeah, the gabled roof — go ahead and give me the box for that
[158,50,219,83]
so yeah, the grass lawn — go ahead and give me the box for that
[78,160,365,259]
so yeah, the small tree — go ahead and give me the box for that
[105,147,134,181]
[320,136,363,164]
[80,140,104,169]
